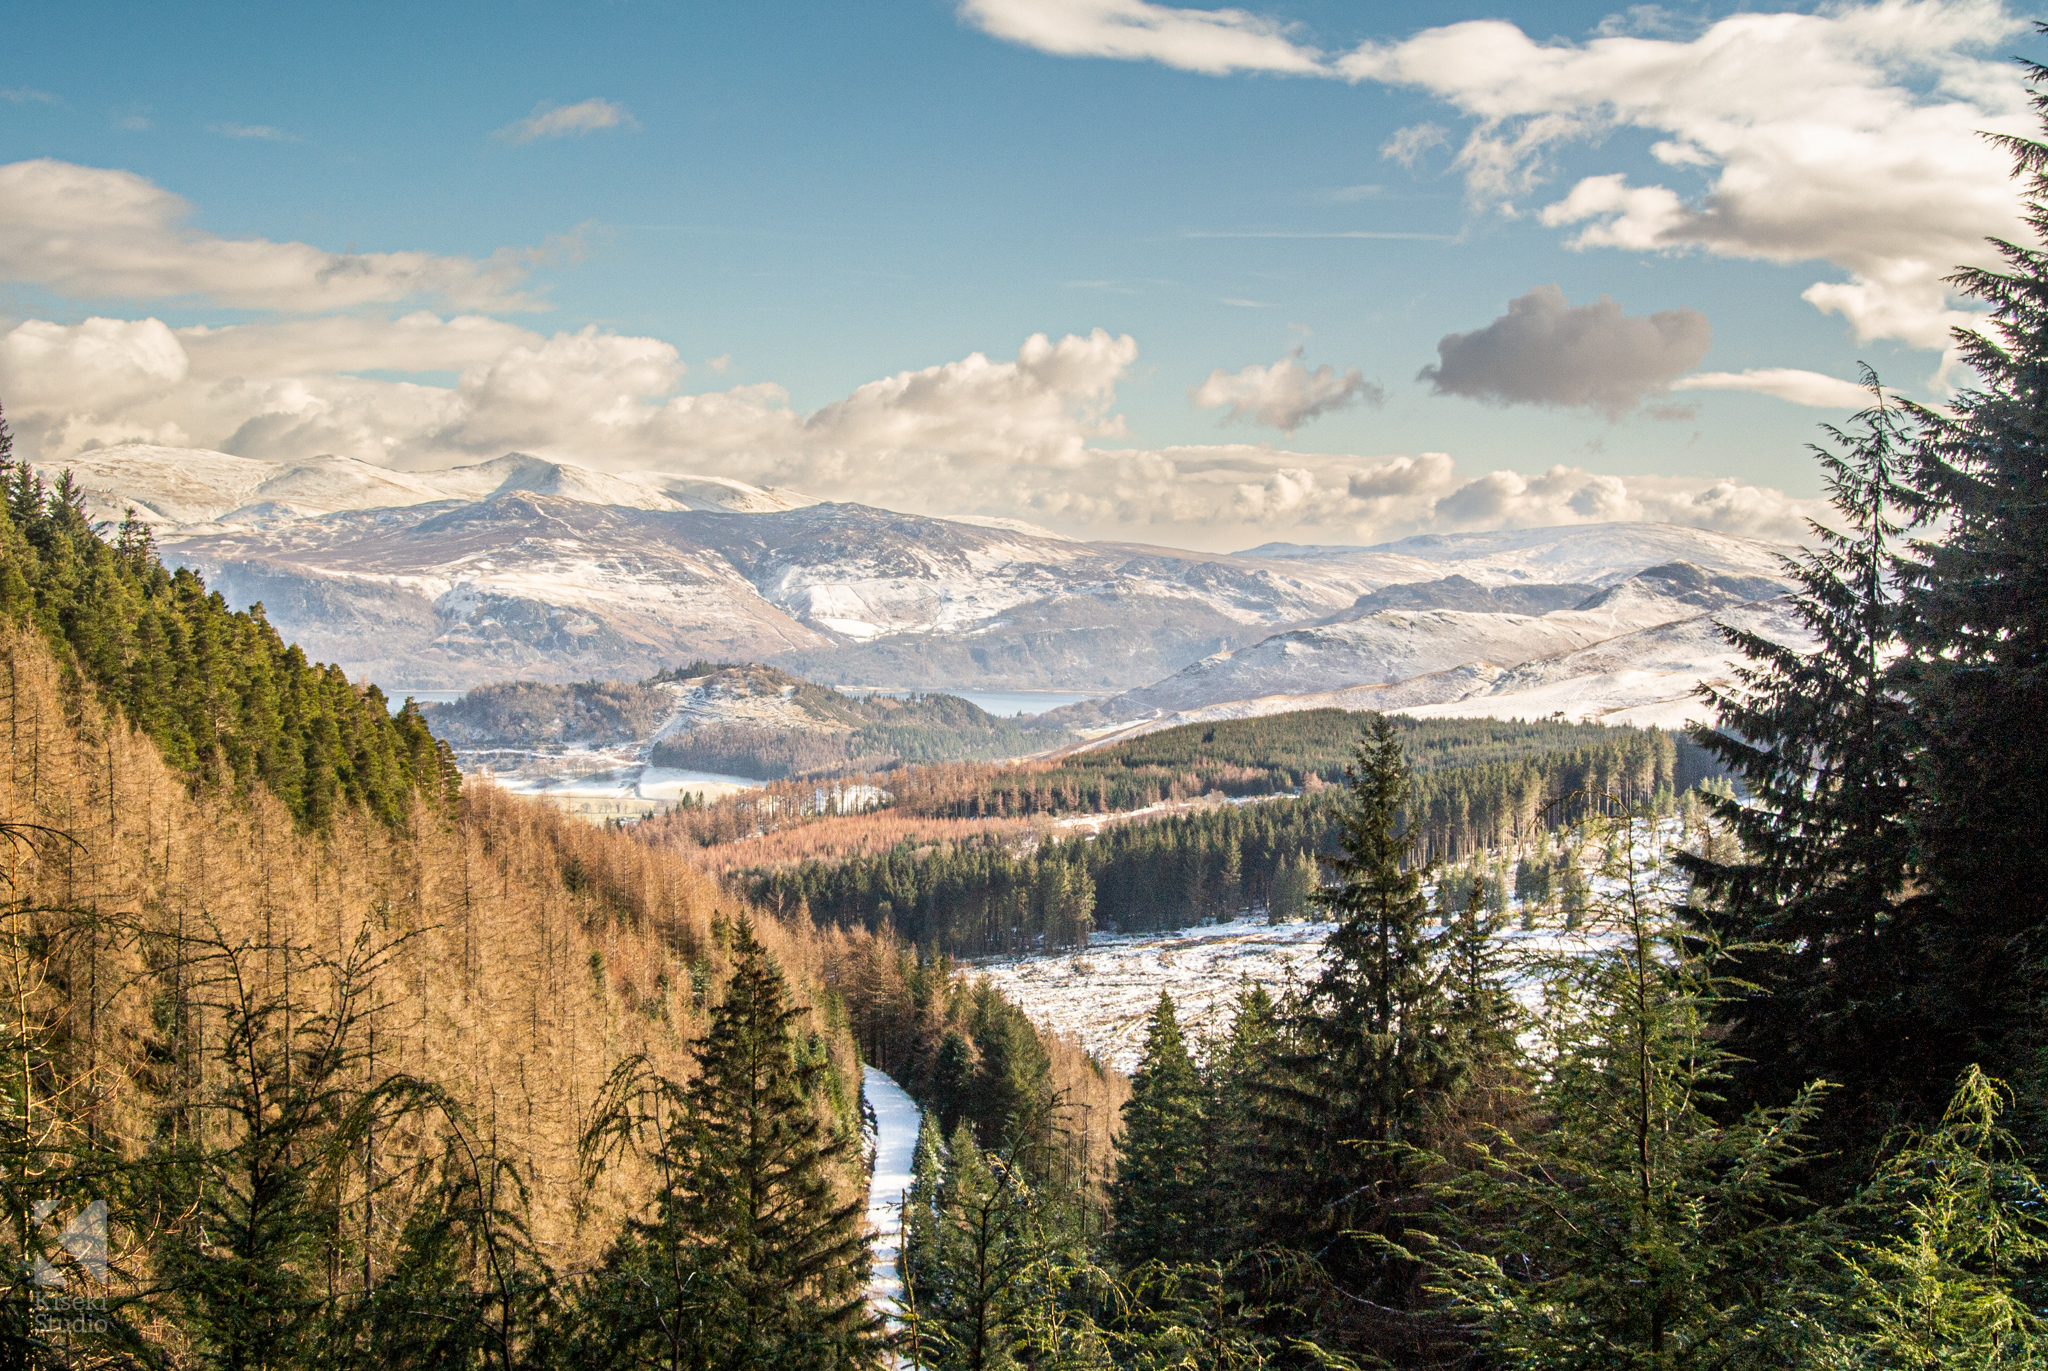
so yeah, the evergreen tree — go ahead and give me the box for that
[580,918,877,1370]
[1416,807,1833,1370]
[1681,376,1923,1178]
[1107,992,1207,1270]
[1257,715,1466,1356]
[1825,1067,2048,1368]
[1202,982,1285,1260]
[1895,53,2048,1132]
[898,1121,1066,1371]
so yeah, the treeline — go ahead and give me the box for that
[737,723,1694,955]
[912,711,1716,819]
[2,457,460,830]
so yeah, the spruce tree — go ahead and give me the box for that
[1680,377,1923,1175]
[1895,51,2048,1132]
[1259,715,1464,1355]
[580,918,877,1370]
[1416,807,1833,1370]
[1107,992,1206,1270]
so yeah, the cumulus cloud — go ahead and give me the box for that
[1420,285,1712,419]
[1671,367,1871,408]
[496,98,637,144]
[0,159,550,312]
[0,306,1821,547]
[1192,348,1384,431]
[965,0,2030,358]
[958,0,1324,75]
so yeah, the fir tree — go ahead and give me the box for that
[1681,375,1922,1175]
[1258,715,1465,1356]
[1107,992,1207,1270]
[580,918,878,1370]
[1895,51,2048,1131]
[1415,806,1833,1370]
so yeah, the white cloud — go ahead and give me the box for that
[1192,347,1384,431]
[965,0,2031,358]
[496,98,638,144]
[958,0,1325,75]
[1341,0,2029,354]
[0,159,551,312]
[1380,122,1447,167]
[2,87,57,105]
[1672,367,1872,407]
[0,309,1821,547]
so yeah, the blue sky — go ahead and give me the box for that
[1,1,2037,549]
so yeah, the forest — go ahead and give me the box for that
[643,713,1702,956]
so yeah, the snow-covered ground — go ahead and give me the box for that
[974,819,1697,1074]
[863,1066,922,1320]
[972,915,1339,1073]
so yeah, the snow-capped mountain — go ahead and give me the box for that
[34,444,1800,699]
[1070,563,1794,722]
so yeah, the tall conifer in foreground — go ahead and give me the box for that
[1681,376,1922,1177]
[1259,715,1464,1357]
[1896,47,2048,1127]
[580,917,877,1370]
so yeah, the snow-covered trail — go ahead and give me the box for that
[864,1066,922,1318]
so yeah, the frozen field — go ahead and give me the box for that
[971,915,1339,1073]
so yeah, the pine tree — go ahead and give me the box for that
[579,918,878,1370]
[1415,806,1833,1370]
[1680,376,1922,1175]
[1257,715,1465,1355]
[1107,992,1206,1270]
[1894,53,2048,1134]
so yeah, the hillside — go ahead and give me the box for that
[0,453,1127,1366]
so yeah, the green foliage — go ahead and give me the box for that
[1250,717,1473,1354]
[577,918,879,1370]
[1107,994,1206,1270]
[1415,806,1833,1370]
[1823,1068,2048,1369]
[1682,375,1924,1182]
[0,451,461,830]
[1891,56,2048,1147]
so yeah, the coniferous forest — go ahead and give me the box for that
[6,55,2048,1371]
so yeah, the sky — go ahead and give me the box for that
[0,0,2039,551]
